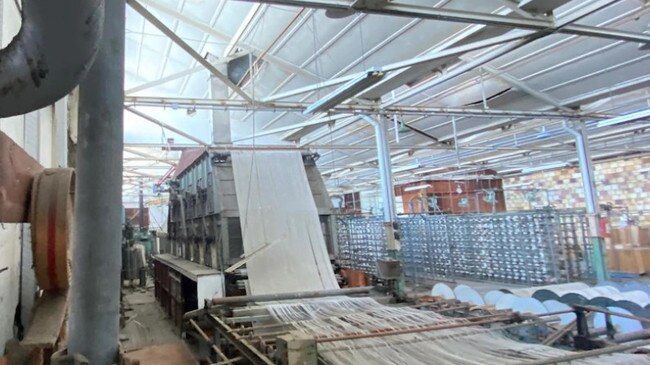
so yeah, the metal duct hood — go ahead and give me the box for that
[0,0,104,117]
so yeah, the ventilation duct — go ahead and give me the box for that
[227,54,258,86]
[0,0,104,117]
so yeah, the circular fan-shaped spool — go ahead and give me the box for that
[511,297,548,316]
[597,280,624,291]
[534,289,561,302]
[618,290,650,306]
[611,301,646,323]
[506,287,538,297]
[495,294,518,311]
[532,282,590,302]
[543,300,575,325]
[592,286,622,297]
[588,296,617,308]
[621,281,650,297]
[431,283,455,300]
[642,304,650,323]
[29,168,75,292]
[485,290,506,305]
[560,292,591,306]
[593,307,643,334]
[454,284,484,306]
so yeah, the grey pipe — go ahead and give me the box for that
[359,114,396,223]
[68,0,124,363]
[564,123,599,215]
[0,0,104,117]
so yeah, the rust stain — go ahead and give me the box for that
[0,132,44,223]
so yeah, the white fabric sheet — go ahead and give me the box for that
[231,150,339,295]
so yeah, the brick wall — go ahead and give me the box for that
[504,156,650,226]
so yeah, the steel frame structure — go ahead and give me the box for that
[123,0,650,209]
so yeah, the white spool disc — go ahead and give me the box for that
[485,290,506,305]
[543,300,575,325]
[431,283,455,300]
[454,285,484,306]
[593,307,643,334]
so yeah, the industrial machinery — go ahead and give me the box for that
[153,150,339,325]
[121,182,155,287]
[183,287,650,365]
[164,150,337,293]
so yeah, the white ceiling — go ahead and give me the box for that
[122,0,650,199]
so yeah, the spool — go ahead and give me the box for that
[453,284,484,306]
[593,307,643,334]
[484,290,505,305]
[510,297,548,316]
[29,168,75,292]
[542,300,575,325]
[431,283,455,300]
[495,294,518,311]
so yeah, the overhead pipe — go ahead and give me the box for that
[359,114,396,226]
[0,0,104,117]
[563,121,607,282]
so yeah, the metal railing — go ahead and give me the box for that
[336,209,596,285]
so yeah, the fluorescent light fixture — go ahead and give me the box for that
[404,184,431,192]
[393,164,421,173]
[521,162,568,174]
[595,108,650,128]
[303,68,384,114]
[414,167,446,175]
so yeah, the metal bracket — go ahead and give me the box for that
[301,152,320,165]
[212,153,230,164]
[352,0,388,10]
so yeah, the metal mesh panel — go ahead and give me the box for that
[336,216,386,274]
[336,209,596,285]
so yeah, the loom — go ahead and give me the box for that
[160,149,650,364]
[185,290,650,365]
[162,150,338,295]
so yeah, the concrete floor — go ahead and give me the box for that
[120,287,180,352]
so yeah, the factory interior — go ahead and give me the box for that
[3,0,650,364]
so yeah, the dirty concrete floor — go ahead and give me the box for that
[120,286,180,352]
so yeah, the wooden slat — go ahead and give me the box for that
[21,291,68,349]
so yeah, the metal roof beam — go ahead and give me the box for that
[122,165,172,169]
[137,0,320,81]
[124,96,604,119]
[477,63,572,111]
[233,114,352,142]
[125,106,210,146]
[224,4,264,57]
[125,65,204,95]
[232,0,650,44]
[127,0,254,103]
[124,147,177,166]
[262,31,531,102]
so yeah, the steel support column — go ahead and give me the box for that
[565,122,607,281]
[68,0,125,363]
